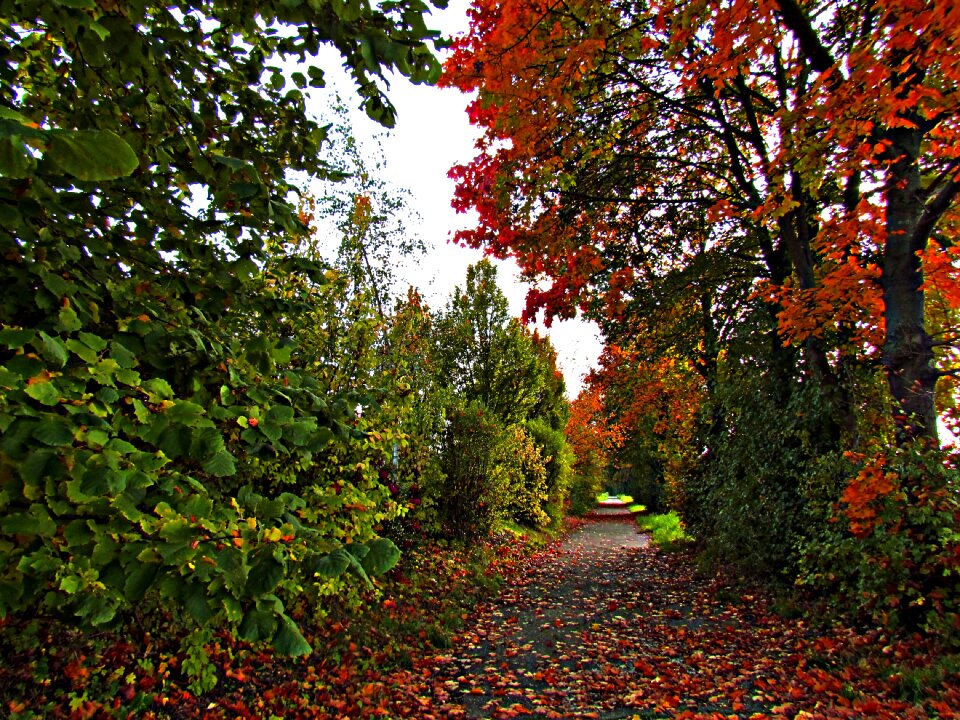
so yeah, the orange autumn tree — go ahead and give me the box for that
[585,343,706,511]
[445,0,960,629]
[564,384,622,514]
[442,0,960,446]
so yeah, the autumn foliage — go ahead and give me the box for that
[445,0,960,637]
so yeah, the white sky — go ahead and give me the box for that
[302,1,603,398]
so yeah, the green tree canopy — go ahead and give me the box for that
[432,259,564,427]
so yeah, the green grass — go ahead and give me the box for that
[628,503,647,514]
[595,493,635,504]
[637,512,692,549]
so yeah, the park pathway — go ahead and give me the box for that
[421,518,809,720]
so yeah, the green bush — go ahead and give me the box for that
[637,512,693,549]
[433,402,510,540]
[497,426,551,529]
[526,419,573,523]
[0,0,440,677]
[797,442,960,640]
[680,354,838,578]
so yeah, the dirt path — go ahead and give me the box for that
[424,518,805,719]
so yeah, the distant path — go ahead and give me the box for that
[424,518,805,719]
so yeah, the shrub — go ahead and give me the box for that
[434,402,510,540]
[526,419,573,523]
[497,426,551,529]
[797,442,960,640]
[638,512,693,549]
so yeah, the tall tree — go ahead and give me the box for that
[432,259,561,426]
[442,0,960,443]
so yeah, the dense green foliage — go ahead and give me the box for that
[0,2,577,688]
[422,260,572,539]
[0,0,452,660]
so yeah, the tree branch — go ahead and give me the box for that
[772,0,837,74]
[914,174,960,251]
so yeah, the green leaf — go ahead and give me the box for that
[66,338,99,364]
[239,607,277,643]
[313,549,351,579]
[48,129,139,181]
[246,550,284,596]
[158,426,188,459]
[2,506,57,537]
[344,542,369,561]
[216,547,248,596]
[58,306,83,332]
[0,107,31,124]
[158,518,194,544]
[273,614,312,657]
[0,136,36,178]
[38,332,69,368]
[0,328,34,348]
[60,575,83,594]
[142,378,174,401]
[105,438,137,454]
[33,418,74,447]
[64,520,94,546]
[76,594,116,625]
[201,450,236,477]
[210,153,250,170]
[360,537,401,576]
[265,404,295,425]
[165,400,205,425]
[184,582,213,622]
[85,19,110,41]
[124,563,159,601]
[108,341,137,368]
[24,381,61,406]
[78,332,108,352]
[22,449,59,485]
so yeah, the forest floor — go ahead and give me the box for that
[418,518,960,720]
[3,518,959,719]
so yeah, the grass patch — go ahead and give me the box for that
[595,493,635,504]
[628,503,647,514]
[892,653,960,703]
[637,511,693,549]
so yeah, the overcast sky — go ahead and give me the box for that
[303,1,604,397]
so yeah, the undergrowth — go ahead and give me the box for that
[637,511,693,550]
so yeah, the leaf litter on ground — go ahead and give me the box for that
[2,518,958,719]
[421,518,959,720]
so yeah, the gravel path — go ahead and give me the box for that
[431,519,658,718]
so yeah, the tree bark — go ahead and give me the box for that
[883,124,939,443]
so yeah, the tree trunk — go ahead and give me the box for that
[883,125,939,444]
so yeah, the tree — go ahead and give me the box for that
[442,0,960,444]
[0,0,447,666]
[443,0,960,630]
[432,259,560,426]
[564,385,619,516]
